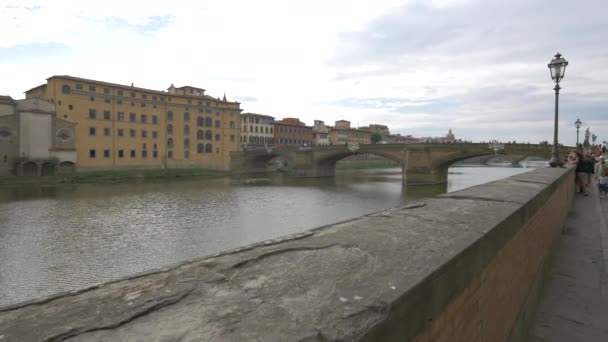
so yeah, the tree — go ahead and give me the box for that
[370,132,383,144]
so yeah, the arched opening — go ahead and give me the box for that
[22,162,38,176]
[197,117,204,127]
[57,161,75,175]
[197,130,204,140]
[41,162,55,176]
[197,143,204,154]
[205,117,213,127]
[205,143,212,153]
[205,130,212,140]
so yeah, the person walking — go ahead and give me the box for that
[596,156,608,199]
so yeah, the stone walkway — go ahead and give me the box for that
[528,184,608,341]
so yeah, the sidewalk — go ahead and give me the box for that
[527,185,608,341]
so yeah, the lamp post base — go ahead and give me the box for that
[549,158,564,167]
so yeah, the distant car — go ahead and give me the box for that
[376,141,388,144]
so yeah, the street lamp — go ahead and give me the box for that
[575,118,582,145]
[548,52,568,167]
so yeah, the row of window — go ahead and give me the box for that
[89,127,158,139]
[88,110,159,124]
[62,84,239,111]
[241,136,274,144]
[242,117,274,124]
[242,125,273,134]
[277,126,312,134]
[88,143,217,159]
[277,139,313,145]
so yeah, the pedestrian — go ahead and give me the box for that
[596,156,608,199]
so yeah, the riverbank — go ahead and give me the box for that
[0,168,230,186]
[336,160,400,170]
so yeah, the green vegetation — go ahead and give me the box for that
[370,132,383,144]
[0,168,230,186]
[336,160,400,170]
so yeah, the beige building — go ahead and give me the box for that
[25,75,241,171]
[0,95,76,176]
[240,113,275,150]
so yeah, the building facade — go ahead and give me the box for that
[0,96,76,176]
[346,129,371,144]
[312,120,330,146]
[24,76,241,171]
[274,118,313,148]
[240,113,275,150]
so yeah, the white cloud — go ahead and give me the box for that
[1,0,607,145]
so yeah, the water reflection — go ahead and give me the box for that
[0,165,535,306]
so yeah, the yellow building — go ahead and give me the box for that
[328,120,371,145]
[25,76,241,171]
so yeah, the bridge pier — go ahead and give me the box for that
[405,166,449,185]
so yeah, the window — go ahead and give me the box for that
[117,100,123,104]
[167,137,174,148]
[69,105,73,110]
[152,131,158,139]
[152,95,157,101]
[89,149,96,158]
[62,85,70,94]
[130,150,136,158]
[130,102,135,107]
[205,143,212,153]
[184,112,190,122]
[118,150,124,158]
[88,109,96,119]
[215,111,220,116]
[188,99,192,104]
[142,130,147,138]
[215,134,221,141]
[197,117,204,127]
[117,112,125,121]
[89,127,96,135]
[104,88,110,94]
[243,126,247,132]
[142,150,147,158]
[197,143,204,154]
[142,94,147,100]
[153,150,158,158]
[90,96,95,102]
[167,111,173,121]
[270,127,273,134]
[205,130,212,140]
[250,125,253,132]
[118,128,124,137]
[184,125,190,135]
[167,124,173,134]
[160,96,165,102]
[141,103,146,108]
[184,150,190,159]
[130,92,136,98]
[103,111,111,120]
[130,129,136,138]
[168,150,173,158]
[104,128,110,136]
[265,127,269,134]
[255,126,258,133]
[104,98,111,104]
[104,149,110,158]
[76,83,83,90]
[184,138,190,148]
[197,130,204,140]
[215,120,221,128]
[230,135,235,142]
[117,90,123,96]
[130,113,136,122]
[88,85,96,92]
[141,114,147,123]
[153,143,157,150]
[205,117,213,127]
[152,115,158,124]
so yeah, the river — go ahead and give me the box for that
[0,164,546,307]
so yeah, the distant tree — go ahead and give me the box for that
[371,132,383,144]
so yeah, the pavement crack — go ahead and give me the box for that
[442,195,522,205]
[45,288,194,342]
[230,243,342,269]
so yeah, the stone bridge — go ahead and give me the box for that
[230,143,571,185]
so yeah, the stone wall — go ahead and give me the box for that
[0,167,574,341]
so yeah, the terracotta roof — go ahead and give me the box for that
[23,84,46,94]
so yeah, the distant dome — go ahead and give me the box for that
[446,129,455,140]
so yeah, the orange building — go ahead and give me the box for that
[24,76,241,171]
[274,117,313,148]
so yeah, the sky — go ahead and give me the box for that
[1,0,607,145]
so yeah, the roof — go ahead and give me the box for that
[241,112,275,119]
[175,85,206,92]
[42,75,237,104]
[0,95,15,105]
[23,84,46,94]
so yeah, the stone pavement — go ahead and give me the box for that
[527,184,608,341]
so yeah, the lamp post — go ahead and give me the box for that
[575,118,582,146]
[548,52,568,167]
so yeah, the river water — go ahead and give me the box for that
[0,164,546,307]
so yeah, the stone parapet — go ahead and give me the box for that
[0,167,574,341]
